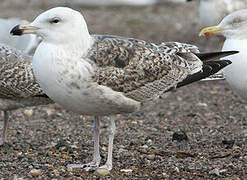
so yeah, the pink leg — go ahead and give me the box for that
[68,116,101,171]
[98,117,115,171]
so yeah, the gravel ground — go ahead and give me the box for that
[0,1,247,179]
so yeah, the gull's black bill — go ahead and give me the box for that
[10,25,23,36]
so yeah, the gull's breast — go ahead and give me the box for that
[222,39,247,100]
[33,45,140,115]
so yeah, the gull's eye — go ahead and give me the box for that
[233,18,242,25]
[49,17,61,24]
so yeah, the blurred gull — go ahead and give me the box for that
[11,7,236,171]
[200,9,247,100]
[0,44,52,146]
[199,0,247,27]
[0,18,39,54]
[68,0,156,7]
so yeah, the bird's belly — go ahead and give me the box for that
[222,40,247,100]
[44,81,140,116]
[224,62,247,100]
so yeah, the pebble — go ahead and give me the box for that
[146,154,155,160]
[30,169,41,177]
[209,168,220,176]
[70,144,78,149]
[118,148,127,153]
[120,169,133,173]
[96,168,110,176]
[196,102,208,108]
[172,131,188,141]
[23,109,33,117]
[45,108,56,116]
[141,145,148,149]
[175,167,180,173]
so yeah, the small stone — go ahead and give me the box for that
[96,168,110,176]
[53,169,60,176]
[118,148,127,153]
[23,109,33,117]
[30,169,41,177]
[196,102,208,108]
[219,169,227,175]
[61,154,68,159]
[172,131,188,141]
[222,139,235,148]
[209,168,220,176]
[120,169,133,173]
[45,108,56,116]
[146,154,155,160]
[141,145,148,149]
[70,144,78,149]
[175,167,180,173]
[67,167,73,172]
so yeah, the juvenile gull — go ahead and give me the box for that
[200,9,247,100]
[0,44,52,145]
[199,0,247,27]
[11,7,237,171]
[0,18,39,54]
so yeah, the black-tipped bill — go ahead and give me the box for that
[10,25,23,36]
[10,24,39,36]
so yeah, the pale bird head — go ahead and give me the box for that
[10,7,90,44]
[199,9,247,39]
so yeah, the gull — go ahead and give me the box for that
[200,9,247,100]
[199,0,247,27]
[0,44,52,146]
[68,0,157,7]
[0,18,39,54]
[11,7,237,171]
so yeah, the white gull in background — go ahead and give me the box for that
[0,44,52,145]
[199,0,247,27]
[0,18,39,54]
[69,0,156,7]
[11,7,237,171]
[200,9,247,100]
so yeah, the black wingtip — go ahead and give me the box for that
[195,51,239,62]
[10,25,23,36]
[175,59,232,89]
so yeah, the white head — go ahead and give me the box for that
[200,9,247,39]
[11,7,91,45]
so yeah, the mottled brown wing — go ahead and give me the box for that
[0,44,44,98]
[89,35,201,102]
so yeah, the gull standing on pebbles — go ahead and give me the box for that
[200,9,247,100]
[11,7,237,171]
[0,44,52,146]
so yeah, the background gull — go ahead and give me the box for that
[0,44,52,146]
[11,7,237,171]
[68,0,157,7]
[0,18,39,54]
[199,0,247,27]
[200,9,247,100]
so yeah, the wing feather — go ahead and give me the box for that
[89,35,201,101]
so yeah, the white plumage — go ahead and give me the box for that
[200,9,247,100]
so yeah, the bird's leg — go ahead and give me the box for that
[67,116,101,171]
[0,111,9,146]
[98,117,115,171]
